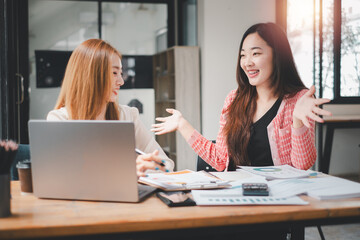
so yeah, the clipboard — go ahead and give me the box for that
[138,170,231,191]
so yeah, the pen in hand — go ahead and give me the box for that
[135,148,166,167]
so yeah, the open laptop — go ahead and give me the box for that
[28,120,157,202]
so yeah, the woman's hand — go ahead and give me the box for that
[136,150,167,177]
[151,108,183,135]
[152,108,195,142]
[293,86,332,128]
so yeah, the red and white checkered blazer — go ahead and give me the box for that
[188,89,316,171]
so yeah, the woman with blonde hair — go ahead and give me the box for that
[47,39,174,176]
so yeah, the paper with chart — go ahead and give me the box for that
[239,165,311,180]
[191,173,308,206]
[191,188,308,205]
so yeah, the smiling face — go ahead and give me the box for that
[108,54,124,103]
[240,32,274,89]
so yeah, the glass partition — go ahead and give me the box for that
[29,0,98,119]
[101,2,167,55]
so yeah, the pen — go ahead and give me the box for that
[135,148,166,167]
[201,170,220,179]
[135,148,146,155]
[185,182,220,189]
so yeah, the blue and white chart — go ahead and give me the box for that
[239,165,311,180]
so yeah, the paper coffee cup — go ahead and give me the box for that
[17,160,33,194]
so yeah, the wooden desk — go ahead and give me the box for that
[0,181,360,239]
[318,115,360,174]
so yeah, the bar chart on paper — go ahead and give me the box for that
[191,189,308,206]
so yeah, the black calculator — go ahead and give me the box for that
[242,183,269,196]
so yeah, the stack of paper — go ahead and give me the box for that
[191,166,360,204]
[190,172,309,205]
[142,167,360,204]
[306,176,360,200]
[267,175,360,200]
[209,170,265,182]
[139,170,231,191]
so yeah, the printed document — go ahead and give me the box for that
[191,172,308,205]
[239,165,311,180]
[210,169,262,181]
[191,188,308,205]
[268,175,360,200]
[139,170,231,191]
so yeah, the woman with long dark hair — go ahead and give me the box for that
[152,22,331,171]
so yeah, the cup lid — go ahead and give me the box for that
[16,159,31,169]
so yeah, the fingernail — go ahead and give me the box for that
[165,169,169,172]
[161,160,166,163]
[155,167,159,170]
[145,174,149,177]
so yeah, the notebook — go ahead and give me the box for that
[28,120,157,202]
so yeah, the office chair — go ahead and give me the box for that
[11,144,30,180]
[196,140,218,172]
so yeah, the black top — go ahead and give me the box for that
[247,97,282,166]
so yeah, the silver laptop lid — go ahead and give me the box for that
[28,120,140,202]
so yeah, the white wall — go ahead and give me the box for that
[198,0,276,138]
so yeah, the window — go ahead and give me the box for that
[286,0,360,103]
[340,0,360,98]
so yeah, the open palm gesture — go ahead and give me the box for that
[293,86,332,128]
[151,108,182,135]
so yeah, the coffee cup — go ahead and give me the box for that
[16,160,33,195]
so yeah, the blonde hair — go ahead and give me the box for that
[55,39,121,120]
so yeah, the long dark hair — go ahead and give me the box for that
[223,22,306,169]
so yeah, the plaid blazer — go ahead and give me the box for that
[188,89,316,171]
